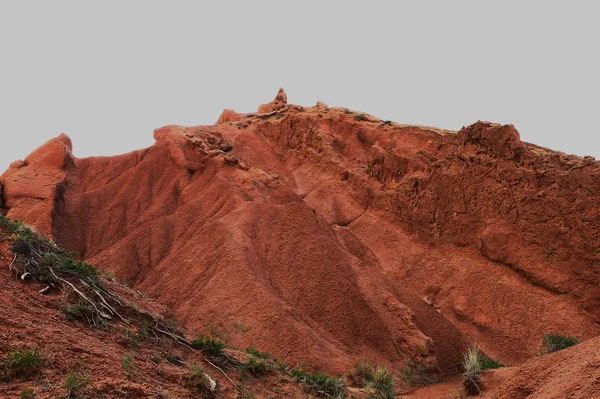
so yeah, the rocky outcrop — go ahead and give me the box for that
[0,134,73,236]
[2,92,599,375]
[216,109,245,125]
[458,121,528,161]
[257,87,288,113]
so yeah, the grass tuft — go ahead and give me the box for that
[351,361,394,398]
[1,347,44,379]
[122,354,134,375]
[245,348,270,360]
[64,372,91,398]
[190,336,226,357]
[292,368,346,398]
[399,361,436,388]
[462,346,483,396]
[542,333,579,354]
[245,357,268,377]
[60,304,93,321]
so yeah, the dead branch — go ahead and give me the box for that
[7,254,17,279]
[154,325,242,394]
[80,278,130,324]
[49,268,112,320]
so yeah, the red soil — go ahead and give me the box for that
[0,236,310,398]
[480,336,600,399]
[2,90,599,391]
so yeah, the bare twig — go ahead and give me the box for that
[80,279,130,324]
[7,254,17,279]
[49,268,112,320]
[154,325,242,394]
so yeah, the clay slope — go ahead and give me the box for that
[0,223,310,399]
[481,336,600,399]
[1,90,599,377]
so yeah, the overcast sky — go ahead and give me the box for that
[1,2,598,171]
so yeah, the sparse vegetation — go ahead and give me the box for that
[462,346,483,396]
[245,356,272,377]
[351,361,394,398]
[542,333,579,354]
[243,348,278,376]
[122,354,135,376]
[354,113,368,121]
[64,372,91,398]
[190,336,226,357]
[1,347,44,379]
[19,388,36,399]
[245,348,270,359]
[399,362,436,388]
[478,352,503,370]
[101,269,115,281]
[382,120,392,125]
[0,214,184,339]
[233,322,252,334]
[182,363,216,397]
[60,304,93,322]
[292,368,346,398]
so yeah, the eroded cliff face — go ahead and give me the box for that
[2,90,599,374]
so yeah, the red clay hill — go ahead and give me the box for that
[1,90,599,384]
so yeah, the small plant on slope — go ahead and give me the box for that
[292,368,346,399]
[19,388,36,399]
[243,348,275,377]
[190,336,226,357]
[541,333,579,354]
[1,347,44,379]
[398,361,436,388]
[60,304,93,322]
[121,353,137,381]
[462,346,483,396]
[64,372,91,398]
[351,361,394,398]
[182,363,216,397]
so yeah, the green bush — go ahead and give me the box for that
[352,361,394,398]
[353,113,368,121]
[245,357,269,377]
[245,348,270,359]
[60,304,93,321]
[292,368,346,398]
[64,373,91,398]
[542,334,579,354]
[1,347,44,379]
[478,353,503,370]
[0,215,26,234]
[1,215,101,286]
[190,336,226,357]
[399,362,436,388]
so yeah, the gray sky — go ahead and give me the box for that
[1,2,598,172]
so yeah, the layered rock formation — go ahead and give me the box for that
[2,90,599,376]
